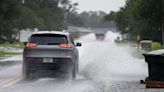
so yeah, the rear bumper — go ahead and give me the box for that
[24,58,73,73]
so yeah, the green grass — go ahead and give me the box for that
[0,42,24,48]
[0,52,21,57]
[0,43,23,57]
[151,42,164,50]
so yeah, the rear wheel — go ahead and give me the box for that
[68,67,76,80]
[65,64,76,80]
[23,66,32,80]
[72,67,76,79]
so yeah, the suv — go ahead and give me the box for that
[23,31,81,80]
[95,33,105,40]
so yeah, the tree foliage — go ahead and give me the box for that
[105,0,163,42]
[78,11,115,28]
[0,0,20,43]
[0,0,81,43]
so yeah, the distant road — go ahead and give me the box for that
[68,26,93,33]
[68,26,116,34]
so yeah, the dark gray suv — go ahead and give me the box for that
[23,31,81,80]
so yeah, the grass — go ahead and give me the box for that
[0,52,21,57]
[131,42,164,59]
[0,43,23,57]
[116,40,164,50]
[151,42,164,50]
[0,42,24,48]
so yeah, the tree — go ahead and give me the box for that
[14,5,44,29]
[24,0,64,30]
[0,0,81,43]
[105,0,162,42]
[78,11,113,28]
[0,0,20,43]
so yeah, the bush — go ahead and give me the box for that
[151,42,164,50]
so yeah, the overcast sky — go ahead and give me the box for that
[71,0,126,13]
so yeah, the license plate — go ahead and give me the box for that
[43,58,53,63]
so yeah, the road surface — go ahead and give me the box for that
[0,31,163,92]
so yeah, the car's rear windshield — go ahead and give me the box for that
[29,34,68,45]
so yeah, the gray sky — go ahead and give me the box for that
[71,0,126,13]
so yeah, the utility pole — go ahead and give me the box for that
[160,0,164,45]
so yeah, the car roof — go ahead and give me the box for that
[32,31,69,36]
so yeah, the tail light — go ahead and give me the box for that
[59,44,73,48]
[26,43,38,48]
[25,57,33,61]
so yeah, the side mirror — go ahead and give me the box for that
[24,42,27,45]
[76,42,82,47]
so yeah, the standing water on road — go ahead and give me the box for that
[1,31,163,92]
[77,31,148,92]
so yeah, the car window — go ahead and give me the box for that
[29,34,68,45]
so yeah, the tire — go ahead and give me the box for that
[22,66,32,80]
[72,68,76,79]
[65,66,76,80]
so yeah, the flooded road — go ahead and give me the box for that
[0,31,163,92]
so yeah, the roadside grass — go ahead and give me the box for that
[0,43,23,57]
[0,52,21,57]
[116,41,164,50]
[0,42,24,48]
[115,40,164,59]
[151,42,164,50]
[127,42,164,59]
